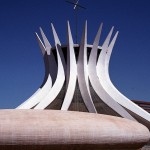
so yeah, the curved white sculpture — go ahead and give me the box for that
[97,29,150,122]
[88,23,135,120]
[77,21,97,113]
[17,21,150,128]
[34,24,66,109]
[61,22,77,110]
[17,33,52,109]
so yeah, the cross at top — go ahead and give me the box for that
[65,0,86,10]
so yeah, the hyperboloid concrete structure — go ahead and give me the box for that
[0,21,150,149]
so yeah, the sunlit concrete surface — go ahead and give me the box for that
[0,110,149,150]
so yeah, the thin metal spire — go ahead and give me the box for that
[65,0,86,43]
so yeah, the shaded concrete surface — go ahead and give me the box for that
[141,145,150,150]
[0,145,148,150]
[0,110,149,150]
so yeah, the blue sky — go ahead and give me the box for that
[0,0,150,108]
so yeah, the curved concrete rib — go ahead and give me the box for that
[40,28,57,84]
[77,21,97,113]
[17,33,52,109]
[100,31,150,122]
[88,25,135,120]
[61,22,77,110]
[51,24,67,73]
[39,27,51,55]
[34,24,65,109]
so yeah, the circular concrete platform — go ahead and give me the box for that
[0,110,149,150]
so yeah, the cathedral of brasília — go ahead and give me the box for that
[0,21,149,150]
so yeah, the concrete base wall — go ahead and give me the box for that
[0,110,149,150]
